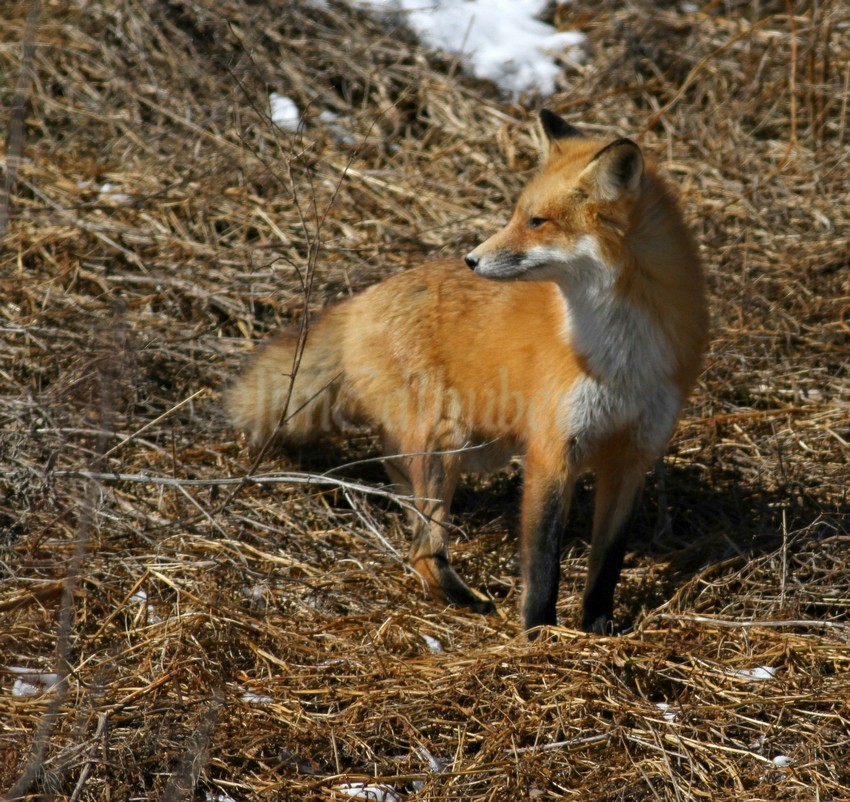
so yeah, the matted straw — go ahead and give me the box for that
[1,1,848,799]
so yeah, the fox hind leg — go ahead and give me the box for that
[387,437,494,615]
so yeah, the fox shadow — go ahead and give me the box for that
[272,437,846,628]
[576,460,846,629]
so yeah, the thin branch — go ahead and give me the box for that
[4,312,118,801]
[0,0,40,236]
[57,468,426,510]
[103,388,208,459]
[658,613,850,633]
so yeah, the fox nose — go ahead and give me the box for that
[464,252,479,270]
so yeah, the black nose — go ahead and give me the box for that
[464,253,479,270]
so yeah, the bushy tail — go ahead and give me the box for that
[226,310,347,448]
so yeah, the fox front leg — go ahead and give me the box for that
[581,459,647,634]
[519,444,575,636]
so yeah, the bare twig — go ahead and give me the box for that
[0,0,40,237]
[4,317,118,801]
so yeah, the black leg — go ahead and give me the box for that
[581,525,630,634]
[581,465,644,634]
[521,484,572,636]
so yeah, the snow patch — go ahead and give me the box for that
[351,0,586,98]
[416,744,447,773]
[130,587,163,624]
[98,182,131,204]
[336,783,401,801]
[320,109,358,145]
[205,793,237,802]
[270,93,300,130]
[7,667,60,697]
[729,666,777,681]
[241,690,273,704]
[242,585,266,602]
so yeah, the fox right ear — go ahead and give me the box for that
[540,109,584,142]
[539,109,584,160]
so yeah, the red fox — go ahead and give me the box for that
[228,110,708,635]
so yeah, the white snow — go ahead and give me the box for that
[205,793,237,802]
[241,690,273,704]
[320,109,358,145]
[130,587,163,624]
[421,633,443,653]
[7,667,60,697]
[729,666,777,681]
[242,585,266,602]
[13,680,42,697]
[98,182,131,204]
[351,0,586,98]
[416,744,447,772]
[269,93,301,131]
[336,783,401,801]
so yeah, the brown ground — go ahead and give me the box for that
[1,1,849,800]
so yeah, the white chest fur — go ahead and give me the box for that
[559,273,681,466]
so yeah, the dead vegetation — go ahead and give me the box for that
[1,0,849,799]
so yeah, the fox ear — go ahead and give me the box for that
[540,109,584,142]
[539,109,584,160]
[580,138,644,201]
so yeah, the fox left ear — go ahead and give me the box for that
[581,138,644,201]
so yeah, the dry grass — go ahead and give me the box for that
[1,0,849,799]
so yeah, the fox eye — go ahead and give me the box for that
[528,216,548,229]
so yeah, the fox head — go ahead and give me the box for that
[465,110,645,288]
